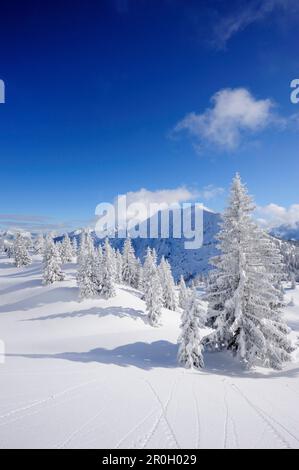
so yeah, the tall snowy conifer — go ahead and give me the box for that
[115,249,123,283]
[13,232,31,267]
[122,238,138,287]
[34,234,45,255]
[178,288,206,369]
[178,275,188,309]
[205,174,292,369]
[61,233,73,263]
[43,236,64,284]
[159,256,177,310]
[143,248,163,326]
[100,238,116,299]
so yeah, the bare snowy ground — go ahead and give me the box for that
[0,254,299,449]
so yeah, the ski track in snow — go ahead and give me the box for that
[230,383,295,449]
[222,381,229,449]
[192,379,201,449]
[114,407,158,449]
[144,378,181,449]
[0,377,102,424]
[139,377,180,449]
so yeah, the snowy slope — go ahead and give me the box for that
[0,255,299,449]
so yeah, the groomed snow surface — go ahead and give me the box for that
[0,255,299,449]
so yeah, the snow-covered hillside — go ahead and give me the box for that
[271,222,299,242]
[67,208,221,282]
[0,255,299,449]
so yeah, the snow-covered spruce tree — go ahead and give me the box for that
[61,233,73,263]
[122,238,138,287]
[77,250,99,299]
[178,275,188,309]
[143,248,163,326]
[204,173,293,369]
[13,232,31,267]
[136,257,144,290]
[72,237,78,257]
[34,234,45,255]
[78,229,94,264]
[100,238,116,299]
[115,248,123,284]
[159,256,177,310]
[43,236,64,284]
[76,231,103,299]
[178,288,206,369]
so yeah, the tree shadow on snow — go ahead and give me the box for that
[5,340,178,370]
[0,286,78,313]
[0,265,42,279]
[0,278,43,295]
[23,305,147,323]
[200,350,299,380]
[5,345,299,377]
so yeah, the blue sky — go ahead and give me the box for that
[0,0,298,232]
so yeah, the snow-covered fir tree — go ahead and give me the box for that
[136,257,144,290]
[43,236,64,284]
[100,238,116,299]
[78,229,94,263]
[115,248,123,284]
[34,234,45,255]
[205,174,293,369]
[77,247,98,299]
[178,275,188,309]
[178,288,206,369]
[60,233,73,263]
[143,248,163,326]
[72,237,78,257]
[122,238,138,287]
[13,232,31,267]
[159,256,177,310]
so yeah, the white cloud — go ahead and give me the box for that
[122,187,198,208]
[113,185,222,225]
[256,203,299,229]
[198,185,224,200]
[174,88,277,151]
[212,0,299,48]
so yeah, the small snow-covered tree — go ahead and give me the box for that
[100,238,116,299]
[159,256,177,310]
[115,248,123,283]
[178,288,206,369]
[78,229,94,263]
[72,237,78,257]
[205,174,293,369]
[77,250,98,299]
[13,232,31,267]
[144,248,163,326]
[34,234,45,255]
[61,233,73,263]
[178,275,188,309]
[122,238,138,287]
[43,237,64,284]
[136,257,144,290]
